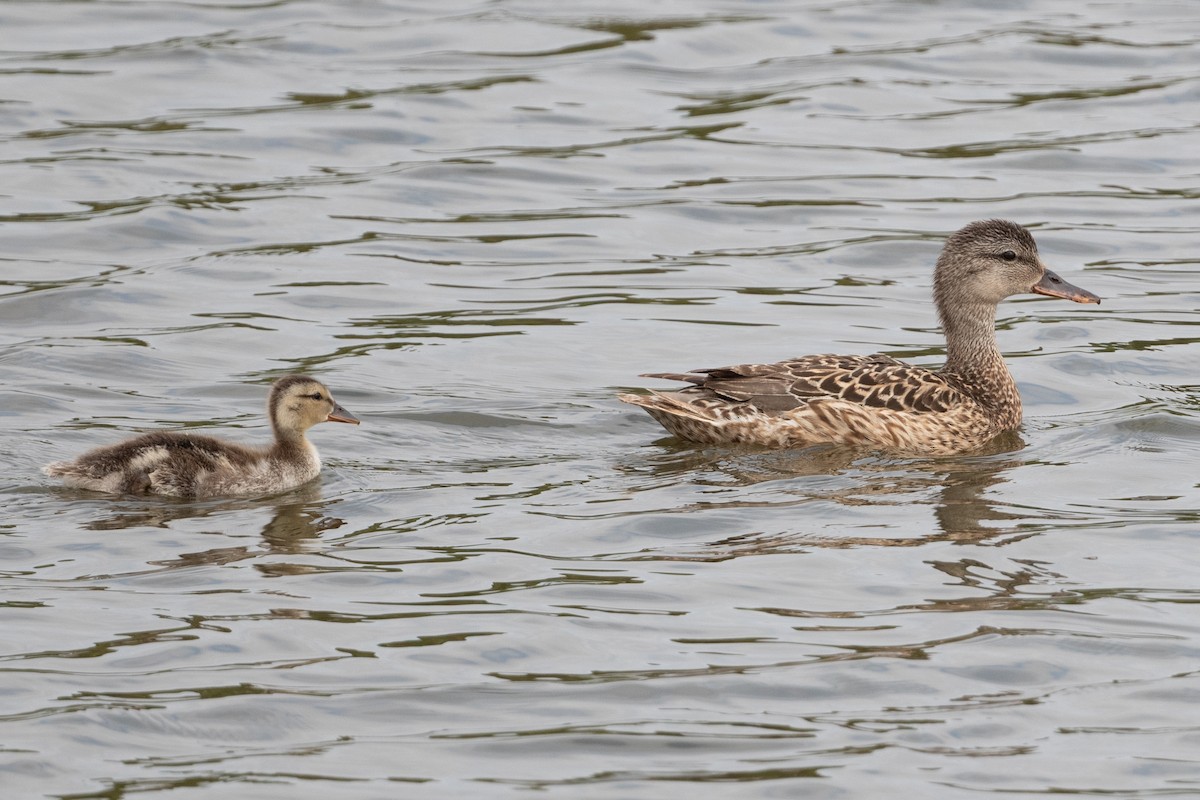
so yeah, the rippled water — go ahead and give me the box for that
[4,1,1200,797]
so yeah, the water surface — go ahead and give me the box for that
[3,1,1199,798]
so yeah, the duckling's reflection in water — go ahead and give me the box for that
[622,431,1030,558]
[71,483,345,565]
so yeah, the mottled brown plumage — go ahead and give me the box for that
[620,220,1100,455]
[44,375,360,498]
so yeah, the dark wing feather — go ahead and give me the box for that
[649,354,967,415]
[70,431,259,478]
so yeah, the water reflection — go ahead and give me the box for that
[63,484,345,558]
[619,432,1031,559]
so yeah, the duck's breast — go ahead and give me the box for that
[193,440,320,498]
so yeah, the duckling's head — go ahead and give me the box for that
[933,219,1100,329]
[268,375,359,440]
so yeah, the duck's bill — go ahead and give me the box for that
[1032,269,1101,304]
[327,403,360,425]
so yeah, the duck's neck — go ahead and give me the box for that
[939,301,1021,427]
[269,426,318,464]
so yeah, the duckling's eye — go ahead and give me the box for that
[309,393,324,401]
[1000,250,1017,262]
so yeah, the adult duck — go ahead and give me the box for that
[44,374,359,498]
[619,219,1100,455]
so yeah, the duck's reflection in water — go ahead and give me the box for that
[622,431,1035,558]
[65,483,346,572]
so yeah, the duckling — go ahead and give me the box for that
[43,374,359,498]
[619,219,1101,455]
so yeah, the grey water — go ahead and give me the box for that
[2,1,1199,798]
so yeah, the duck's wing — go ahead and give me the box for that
[56,432,253,475]
[44,432,262,496]
[643,353,967,414]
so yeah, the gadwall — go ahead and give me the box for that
[44,375,359,497]
[619,219,1100,455]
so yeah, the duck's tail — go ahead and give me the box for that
[619,391,742,443]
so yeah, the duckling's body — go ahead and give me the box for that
[620,220,1100,455]
[44,375,359,498]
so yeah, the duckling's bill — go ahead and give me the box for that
[1032,269,1101,305]
[328,402,360,425]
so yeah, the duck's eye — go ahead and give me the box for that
[309,393,324,401]
[1000,250,1017,262]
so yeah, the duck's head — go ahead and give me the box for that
[933,219,1100,326]
[268,375,359,438]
